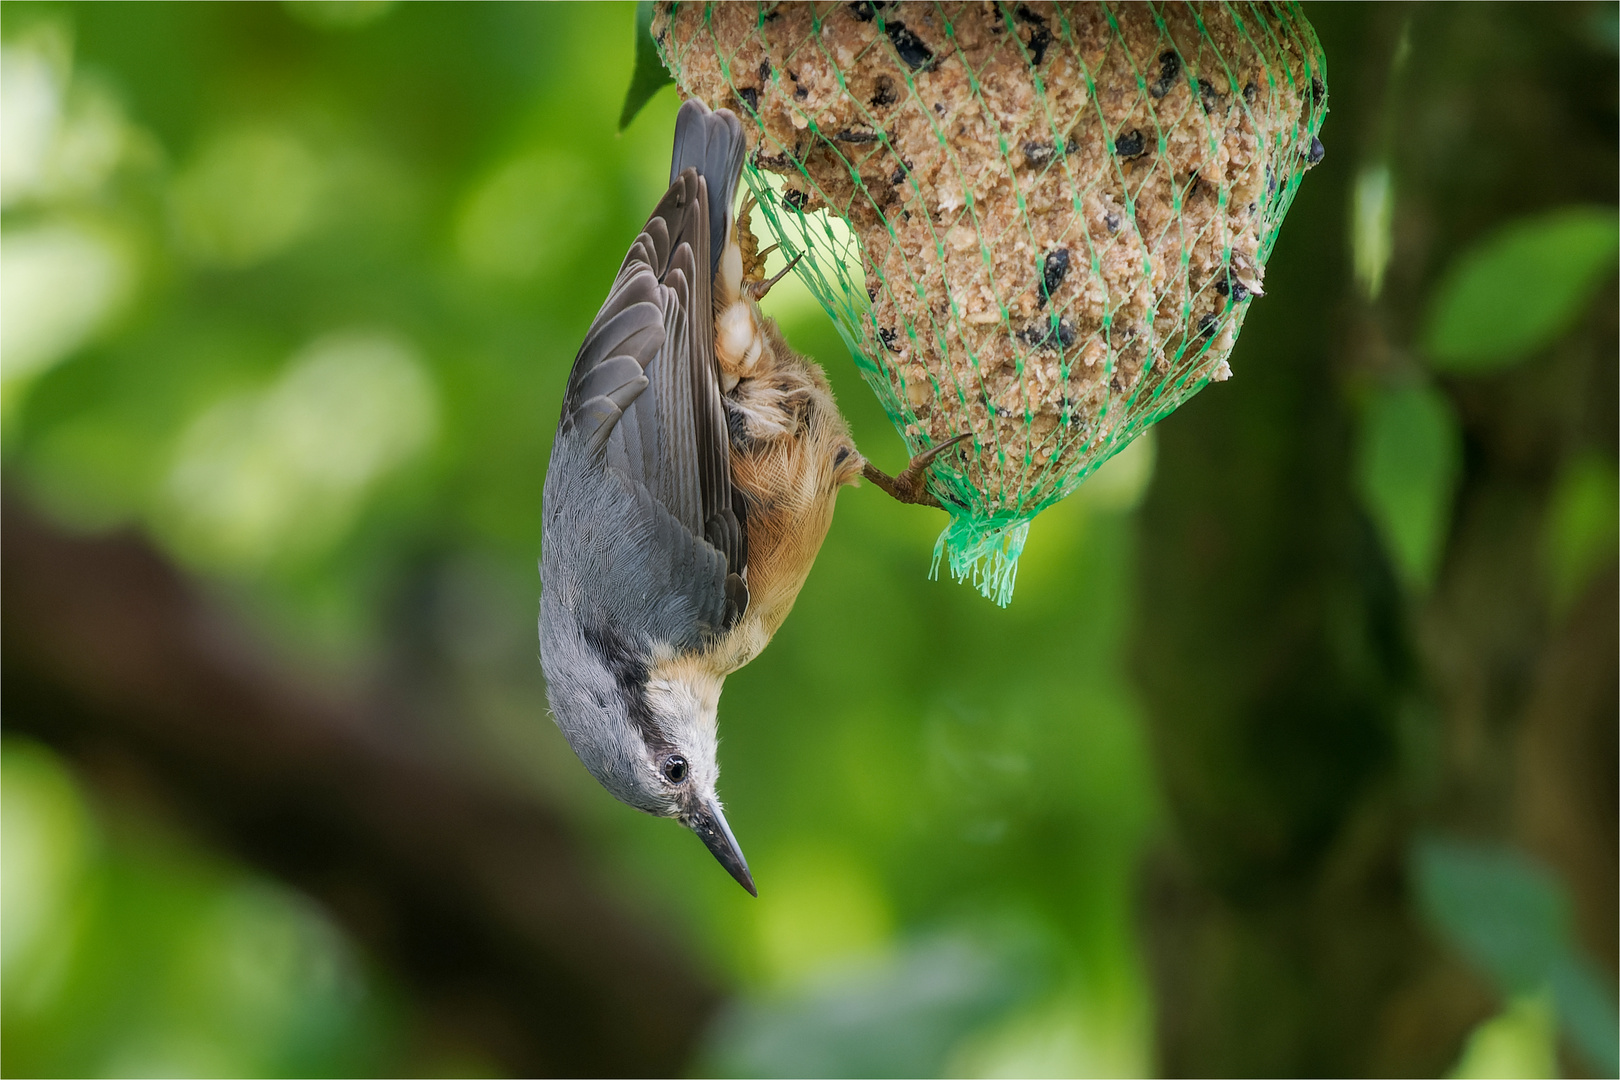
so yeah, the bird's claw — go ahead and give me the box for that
[746,252,804,301]
[862,433,972,507]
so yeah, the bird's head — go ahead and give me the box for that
[540,618,754,896]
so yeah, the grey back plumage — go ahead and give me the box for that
[540,101,750,812]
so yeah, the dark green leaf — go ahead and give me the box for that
[1353,382,1462,590]
[1414,838,1619,1077]
[1424,206,1619,372]
[1414,838,1570,994]
[619,0,673,132]
[1543,453,1619,615]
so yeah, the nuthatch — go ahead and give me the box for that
[539,100,961,894]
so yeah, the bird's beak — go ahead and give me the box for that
[688,798,756,896]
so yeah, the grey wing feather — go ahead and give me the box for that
[670,99,746,278]
[669,98,749,612]
[553,167,746,640]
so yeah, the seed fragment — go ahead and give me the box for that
[1022,141,1055,168]
[886,22,935,70]
[1025,24,1051,65]
[1039,247,1070,306]
[1114,128,1147,159]
[1148,50,1181,98]
[1018,317,1077,351]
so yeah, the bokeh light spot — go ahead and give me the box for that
[163,329,437,568]
[170,130,323,267]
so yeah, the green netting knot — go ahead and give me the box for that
[930,511,1031,607]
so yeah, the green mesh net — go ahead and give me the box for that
[654,1,1327,604]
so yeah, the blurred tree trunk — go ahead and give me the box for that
[1133,4,1616,1076]
[1,496,718,1078]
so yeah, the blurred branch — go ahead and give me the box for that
[0,494,718,1077]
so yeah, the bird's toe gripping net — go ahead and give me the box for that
[654,1,1327,603]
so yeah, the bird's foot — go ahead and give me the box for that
[862,433,971,507]
[746,252,803,301]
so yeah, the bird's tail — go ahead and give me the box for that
[670,98,746,277]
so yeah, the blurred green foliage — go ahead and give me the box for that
[1448,992,1559,1080]
[1544,453,1620,617]
[621,0,672,131]
[1356,201,1620,598]
[1353,381,1461,591]
[1423,207,1619,372]
[0,3,1159,1075]
[1,739,402,1077]
[1415,839,1619,1076]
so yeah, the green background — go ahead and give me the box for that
[1,3,1614,1077]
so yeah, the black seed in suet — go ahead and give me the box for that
[1105,209,1121,233]
[1114,128,1147,159]
[1243,80,1257,106]
[783,189,809,212]
[1214,276,1250,302]
[758,60,772,82]
[1039,247,1070,307]
[794,84,808,101]
[878,327,900,351]
[736,87,759,114]
[1026,25,1051,65]
[1197,77,1223,112]
[1013,4,1046,25]
[1306,136,1325,164]
[1148,50,1181,98]
[1310,77,1324,104]
[886,23,935,70]
[1022,141,1055,168]
[849,1,875,21]
[1196,312,1220,337]
[1018,317,1077,351]
[871,77,897,107]
[835,128,882,143]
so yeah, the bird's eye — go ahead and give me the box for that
[663,755,688,784]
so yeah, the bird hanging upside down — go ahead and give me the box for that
[539,100,963,894]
